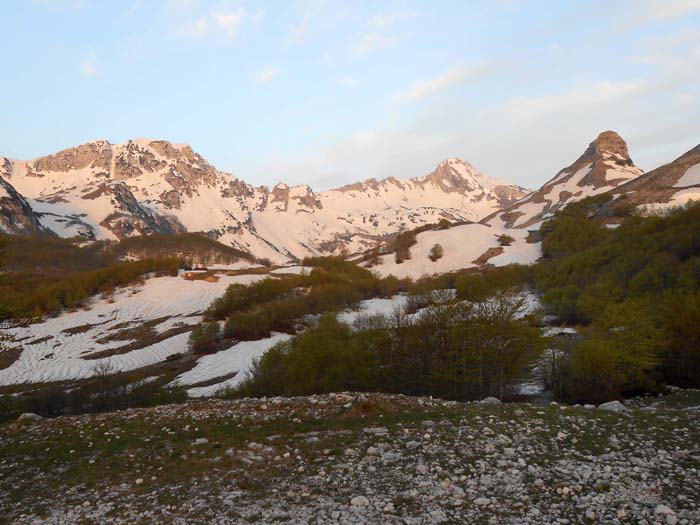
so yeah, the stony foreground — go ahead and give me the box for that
[1,391,699,524]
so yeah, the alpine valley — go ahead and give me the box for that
[2,131,700,525]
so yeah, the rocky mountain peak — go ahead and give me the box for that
[30,140,113,174]
[484,131,643,229]
[561,130,641,189]
[420,157,529,207]
[583,130,635,168]
[425,157,485,188]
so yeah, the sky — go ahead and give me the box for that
[2,0,699,190]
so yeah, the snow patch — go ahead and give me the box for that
[673,163,700,188]
[180,334,293,397]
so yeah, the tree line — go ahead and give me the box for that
[231,290,543,401]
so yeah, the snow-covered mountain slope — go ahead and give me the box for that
[0,141,527,262]
[0,270,268,386]
[483,131,643,230]
[600,143,700,216]
[369,131,646,279]
[369,223,541,279]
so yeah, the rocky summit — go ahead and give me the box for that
[2,390,699,524]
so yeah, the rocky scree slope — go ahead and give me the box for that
[1,390,699,524]
[0,141,527,263]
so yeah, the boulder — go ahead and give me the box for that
[597,400,628,412]
[18,413,43,422]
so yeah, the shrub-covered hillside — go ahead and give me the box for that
[111,233,255,265]
[535,198,700,400]
[233,291,543,401]
[0,232,255,320]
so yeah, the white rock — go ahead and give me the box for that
[480,397,501,405]
[18,413,43,421]
[598,400,628,412]
[655,504,677,523]
[193,438,209,446]
[350,495,370,506]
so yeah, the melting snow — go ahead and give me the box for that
[0,272,268,386]
[176,333,293,397]
[673,163,700,188]
[337,295,409,326]
[373,224,541,279]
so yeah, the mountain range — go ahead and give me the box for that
[0,141,526,263]
[2,131,699,270]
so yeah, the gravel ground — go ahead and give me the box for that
[1,390,699,524]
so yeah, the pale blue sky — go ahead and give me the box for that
[2,0,699,189]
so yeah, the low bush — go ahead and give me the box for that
[189,322,222,353]
[429,243,444,262]
[497,234,514,247]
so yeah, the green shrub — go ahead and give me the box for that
[497,234,514,247]
[542,285,580,323]
[429,243,444,262]
[189,322,221,353]
[224,311,274,340]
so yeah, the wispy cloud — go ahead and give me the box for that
[212,8,245,40]
[352,12,407,56]
[169,2,247,43]
[285,1,349,46]
[252,65,281,86]
[287,13,311,44]
[630,0,700,25]
[261,36,700,190]
[126,0,142,16]
[32,0,88,9]
[337,75,359,88]
[396,63,495,103]
[81,51,99,78]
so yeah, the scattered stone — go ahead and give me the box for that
[1,391,699,525]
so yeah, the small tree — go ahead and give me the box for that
[428,243,444,262]
[392,231,417,264]
[497,234,515,247]
[189,322,221,353]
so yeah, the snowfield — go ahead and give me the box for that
[337,295,410,326]
[0,271,267,386]
[371,223,541,279]
[674,163,700,188]
[175,333,294,397]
